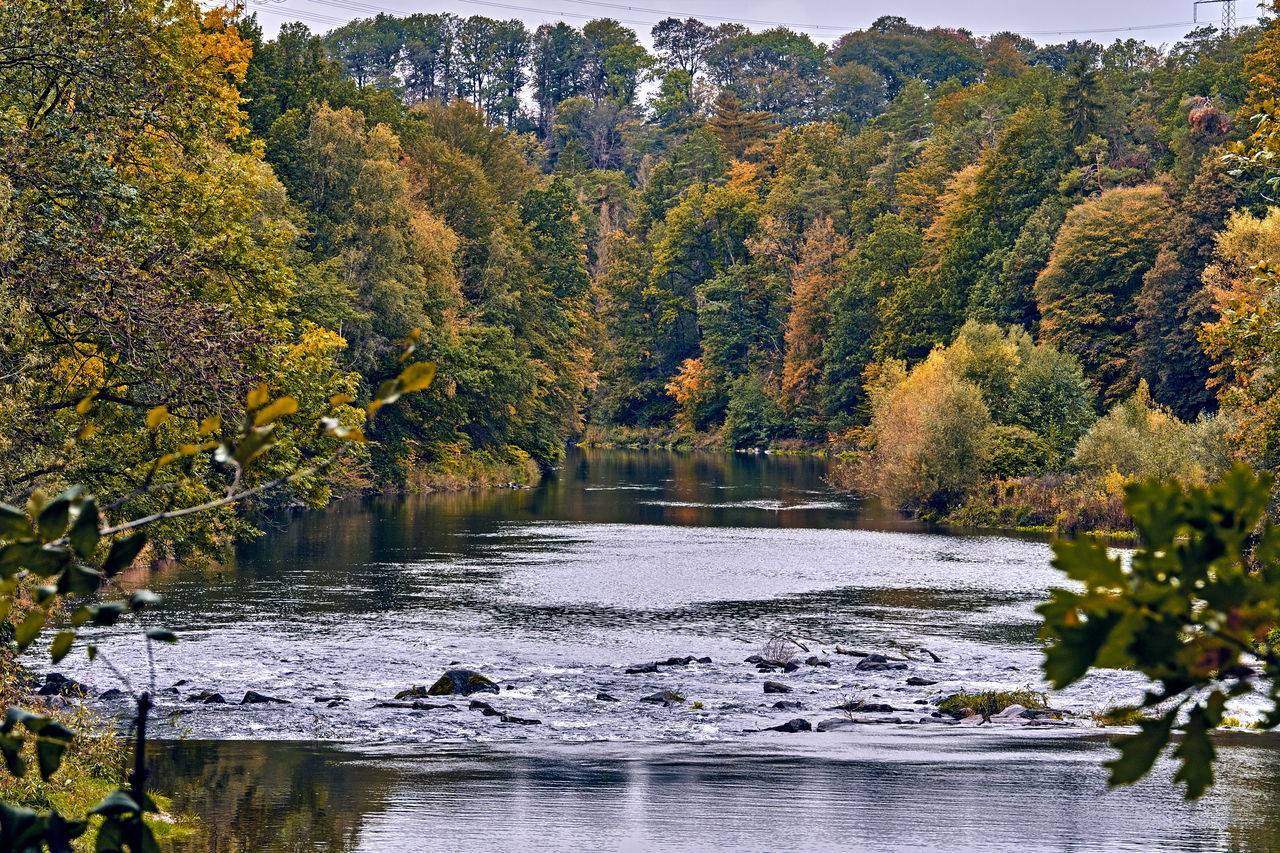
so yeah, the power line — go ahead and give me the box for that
[250,0,1260,42]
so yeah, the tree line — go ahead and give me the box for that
[10,1,1280,551]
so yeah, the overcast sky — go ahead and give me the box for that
[246,0,1264,46]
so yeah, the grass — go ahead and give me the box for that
[937,688,1048,718]
[0,652,198,849]
[1085,705,1147,727]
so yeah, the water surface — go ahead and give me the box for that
[59,450,1280,849]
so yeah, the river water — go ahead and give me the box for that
[62,449,1280,850]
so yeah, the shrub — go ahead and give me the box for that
[1072,382,1234,483]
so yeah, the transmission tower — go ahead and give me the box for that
[1194,0,1237,35]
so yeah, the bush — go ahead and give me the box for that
[853,348,991,511]
[1072,382,1234,483]
[980,425,1050,479]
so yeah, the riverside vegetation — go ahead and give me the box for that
[11,0,1280,845]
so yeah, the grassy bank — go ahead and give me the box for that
[0,653,197,848]
[396,443,542,493]
[578,425,828,455]
[946,472,1136,536]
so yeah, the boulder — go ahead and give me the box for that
[763,681,792,694]
[816,718,859,732]
[374,701,454,710]
[426,669,499,696]
[906,676,937,686]
[37,673,89,698]
[241,691,289,705]
[768,718,812,733]
[99,688,128,701]
[499,714,541,725]
[469,700,502,717]
[625,663,659,674]
[782,662,801,673]
[696,657,713,664]
[640,690,684,705]
[744,655,766,664]
[185,691,225,704]
[772,700,804,711]
[991,704,1028,721]
[855,654,908,672]
[830,700,893,713]
[595,692,619,702]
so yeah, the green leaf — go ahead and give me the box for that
[1173,704,1217,800]
[36,489,80,543]
[129,590,161,612]
[88,603,125,627]
[0,733,26,778]
[14,609,45,651]
[1105,711,1177,787]
[35,737,68,781]
[0,503,32,541]
[94,814,126,853]
[145,629,177,644]
[49,630,74,664]
[89,789,141,817]
[1039,608,1123,689]
[102,532,146,577]
[68,497,101,559]
[233,424,277,467]
[0,541,71,578]
[58,563,102,596]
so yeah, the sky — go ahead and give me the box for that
[244,0,1264,45]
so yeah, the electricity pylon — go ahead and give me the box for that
[1194,0,1237,35]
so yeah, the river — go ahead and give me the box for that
[63,449,1280,850]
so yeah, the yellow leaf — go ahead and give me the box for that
[246,383,270,410]
[76,396,94,415]
[366,400,384,418]
[179,444,199,456]
[146,405,170,430]
[253,397,299,427]
[79,423,97,439]
[398,362,436,393]
[329,393,354,409]
[199,415,221,436]
[157,453,179,468]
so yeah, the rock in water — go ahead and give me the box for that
[816,718,859,732]
[99,688,128,701]
[906,676,937,686]
[595,692,619,702]
[426,669,499,696]
[241,691,289,705]
[37,672,89,698]
[855,654,908,672]
[768,718,812,733]
[763,681,792,694]
[772,700,804,710]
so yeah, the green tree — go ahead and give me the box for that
[1035,185,1168,407]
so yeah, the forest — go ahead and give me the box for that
[7,0,1280,552]
[12,3,1280,843]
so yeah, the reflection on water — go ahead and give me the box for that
[156,733,1280,852]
